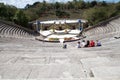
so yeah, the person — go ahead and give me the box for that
[63,42,67,49]
[85,40,90,47]
[89,40,95,47]
[96,40,102,46]
[80,40,86,48]
[77,41,81,48]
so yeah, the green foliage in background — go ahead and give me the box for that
[0,3,17,21]
[13,10,29,27]
[1,0,120,29]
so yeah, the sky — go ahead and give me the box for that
[0,0,119,8]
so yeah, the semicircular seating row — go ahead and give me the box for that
[84,17,120,40]
[0,21,35,39]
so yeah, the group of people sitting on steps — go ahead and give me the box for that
[62,40,102,49]
[77,40,102,48]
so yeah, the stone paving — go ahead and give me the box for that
[0,37,120,80]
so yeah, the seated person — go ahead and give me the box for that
[80,40,86,48]
[96,40,102,46]
[85,40,90,47]
[63,42,67,49]
[89,40,95,47]
[77,41,81,48]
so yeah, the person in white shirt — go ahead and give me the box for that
[77,41,81,48]
[96,40,102,46]
[80,40,86,48]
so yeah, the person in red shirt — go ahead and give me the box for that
[89,40,95,47]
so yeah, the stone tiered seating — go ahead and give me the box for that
[110,21,120,36]
[84,16,120,40]
[0,20,36,39]
[78,38,120,78]
[0,35,120,80]
[0,17,120,80]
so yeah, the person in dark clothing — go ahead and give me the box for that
[85,40,90,47]
[63,42,67,49]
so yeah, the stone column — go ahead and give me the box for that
[36,20,40,32]
[78,19,83,31]
[41,23,43,31]
[78,19,83,36]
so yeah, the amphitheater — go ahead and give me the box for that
[0,16,120,80]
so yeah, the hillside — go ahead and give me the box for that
[0,1,120,29]
[23,1,120,25]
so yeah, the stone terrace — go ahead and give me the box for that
[0,16,120,80]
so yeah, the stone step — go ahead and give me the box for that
[91,66,120,78]
[0,63,85,79]
[81,57,120,77]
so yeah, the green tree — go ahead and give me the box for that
[86,2,91,8]
[6,5,17,21]
[24,9,39,21]
[67,1,74,9]
[37,1,48,17]
[77,0,86,9]
[90,1,97,7]
[55,2,61,10]
[73,0,78,9]
[25,4,31,9]
[56,10,70,18]
[83,7,108,25]
[13,10,29,27]
[115,2,120,11]
[101,1,107,6]
[0,3,17,21]
[0,3,7,19]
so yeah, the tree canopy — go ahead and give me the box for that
[13,10,29,27]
